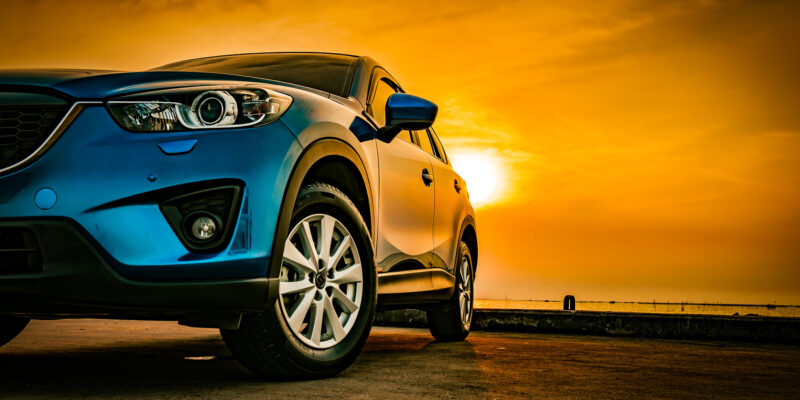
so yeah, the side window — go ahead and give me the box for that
[367,78,397,127]
[428,128,447,164]
[416,130,438,157]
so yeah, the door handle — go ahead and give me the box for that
[421,169,434,186]
[454,179,462,193]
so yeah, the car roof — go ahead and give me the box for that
[158,51,361,65]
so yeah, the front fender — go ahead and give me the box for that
[266,136,375,287]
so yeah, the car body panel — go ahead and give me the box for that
[429,156,468,274]
[374,139,434,271]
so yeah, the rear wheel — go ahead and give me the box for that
[222,182,376,379]
[426,241,474,341]
[0,316,29,347]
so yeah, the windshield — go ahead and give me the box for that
[155,53,358,98]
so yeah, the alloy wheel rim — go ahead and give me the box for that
[279,213,363,349]
[459,256,473,328]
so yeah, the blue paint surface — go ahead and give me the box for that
[1,105,302,281]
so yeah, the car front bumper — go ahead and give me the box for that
[0,104,301,315]
[0,218,277,316]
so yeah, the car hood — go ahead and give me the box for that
[0,68,314,100]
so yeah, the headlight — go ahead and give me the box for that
[107,86,292,132]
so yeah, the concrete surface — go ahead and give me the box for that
[375,309,800,343]
[0,319,799,399]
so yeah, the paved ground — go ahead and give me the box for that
[0,320,798,399]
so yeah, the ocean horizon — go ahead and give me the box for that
[474,299,800,318]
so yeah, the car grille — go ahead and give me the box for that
[0,227,43,275]
[0,106,69,171]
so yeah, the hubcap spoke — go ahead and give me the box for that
[287,291,314,332]
[330,286,359,314]
[323,295,347,342]
[330,263,363,285]
[300,221,319,266]
[280,279,315,295]
[283,240,316,274]
[310,300,324,345]
[318,215,336,263]
[328,235,352,270]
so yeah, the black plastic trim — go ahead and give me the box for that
[0,219,272,318]
[159,185,243,253]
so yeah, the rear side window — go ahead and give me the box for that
[428,128,447,164]
[416,130,438,157]
[368,79,397,127]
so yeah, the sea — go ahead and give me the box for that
[474,299,800,318]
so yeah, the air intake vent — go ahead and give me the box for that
[0,227,43,275]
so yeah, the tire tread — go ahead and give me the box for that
[222,181,375,379]
[426,242,472,341]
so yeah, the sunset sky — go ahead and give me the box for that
[2,0,798,304]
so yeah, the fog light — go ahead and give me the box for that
[190,216,217,241]
[160,186,241,253]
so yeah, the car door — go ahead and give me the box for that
[368,71,435,272]
[417,128,467,274]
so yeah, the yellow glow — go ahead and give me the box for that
[1,0,799,304]
[449,151,504,207]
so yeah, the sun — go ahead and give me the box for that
[449,150,505,207]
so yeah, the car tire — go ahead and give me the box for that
[221,182,376,379]
[0,316,29,347]
[426,241,474,341]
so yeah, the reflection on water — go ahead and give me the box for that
[474,299,800,318]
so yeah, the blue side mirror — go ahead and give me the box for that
[377,93,438,142]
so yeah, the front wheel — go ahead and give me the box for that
[0,315,29,347]
[426,241,474,341]
[222,183,376,379]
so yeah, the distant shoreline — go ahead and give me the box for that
[376,308,800,343]
[473,299,800,318]
[478,299,800,308]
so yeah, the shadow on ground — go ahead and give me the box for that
[0,321,486,399]
[1,320,799,399]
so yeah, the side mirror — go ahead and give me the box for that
[376,93,438,142]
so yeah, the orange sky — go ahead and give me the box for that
[2,0,799,303]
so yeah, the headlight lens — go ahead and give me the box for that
[107,86,292,132]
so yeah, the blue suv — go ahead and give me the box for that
[0,52,478,378]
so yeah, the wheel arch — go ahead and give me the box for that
[458,216,478,273]
[268,137,374,285]
[299,155,372,235]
